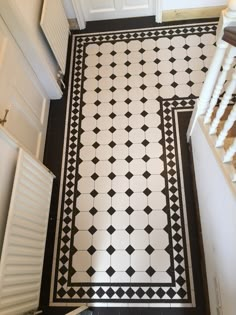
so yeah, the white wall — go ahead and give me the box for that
[191,120,236,315]
[162,0,227,11]
[63,0,76,18]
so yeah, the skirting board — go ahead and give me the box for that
[162,6,226,22]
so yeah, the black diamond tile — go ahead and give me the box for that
[145,224,153,234]
[146,266,155,276]
[171,82,178,88]
[107,225,116,234]
[126,266,135,277]
[141,124,148,131]
[156,288,165,298]
[142,139,149,146]
[88,245,96,255]
[91,173,99,180]
[87,266,96,276]
[106,266,115,276]
[126,171,133,179]
[108,207,116,215]
[96,287,105,298]
[109,141,116,148]
[125,61,131,67]
[106,245,115,255]
[125,73,131,79]
[126,245,135,255]
[144,206,152,214]
[92,157,99,164]
[110,62,117,68]
[186,68,193,74]
[110,74,116,80]
[110,99,116,105]
[91,189,98,197]
[143,171,151,179]
[110,112,116,119]
[93,127,100,134]
[125,140,133,147]
[88,226,97,235]
[145,245,155,254]
[125,49,131,55]
[95,100,101,106]
[125,125,132,132]
[126,287,135,298]
[126,225,134,234]
[89,207,98,215]
[125,98,132,105]
[95,75,102,81]
[139,48,145,53]
[125,85,131,91]
[142,155,150,162]
[125,206,134,215]
[108,189,116,197]
[93,142,100,149]
[143,188,151,196]
[109,156,116,164]
[136,288,145,298]
[140,72,146,78]
[125,155,133,163]
[170,69,177,75]
[126,188,134,196]
[95,87,101,94]
[110,86,116,92]
[108,172,116,180]
[116,287,125,298]
[125,111,132,117]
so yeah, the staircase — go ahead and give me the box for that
[188,3,236,184]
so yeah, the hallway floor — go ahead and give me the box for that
[41,17,217,315]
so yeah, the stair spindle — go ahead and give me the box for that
[204,46,236,124]
[223,138,236,162]
[209,69,236,134]
[216,104,236,147]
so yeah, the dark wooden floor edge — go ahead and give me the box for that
[188,141,210,315]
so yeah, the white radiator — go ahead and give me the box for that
[0,148,54,315]
[40,0,70,74]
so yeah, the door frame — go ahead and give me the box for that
[72,0,163,30]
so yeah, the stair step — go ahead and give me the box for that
[224,137,236,169]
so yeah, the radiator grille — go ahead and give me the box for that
[40,0,69,74]
[0,149,54,315]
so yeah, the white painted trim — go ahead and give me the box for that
[72,0,86,30]
[155,0,162,23]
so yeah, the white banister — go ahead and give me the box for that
[187,0,236,140]
[216,104,236,147]
[209,68,236,134]
[204,46,236,124]
[187,40,228,140]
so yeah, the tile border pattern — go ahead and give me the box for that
[50,22,217,306]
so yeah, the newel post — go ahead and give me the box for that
[187,0,236,141]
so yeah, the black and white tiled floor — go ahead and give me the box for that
[43,18,217,313]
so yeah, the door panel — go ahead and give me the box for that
[80,0,156,21]
[0,17,49,161]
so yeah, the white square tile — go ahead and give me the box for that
[130,230,149,249]
[112,175,129,192]
[78,177,94,193]
[150,230,169,250]
[128,75,143,88]
[147,174,165,191]
[131,250,150,271]
[130,159,146,175]
[129,87,143,101]
[92,251,110,271]
[75,212,93,230]
[79,161,95,177]
[143,62,157,74]
[113,129,129,144]
[96,160,112,176]
[113,76,128,89]
[145,128,161,142]
[145,100,160,113]
[98,89,113,103]
[96,145,112,160]
[129,115,145,129]
[111,250,130,271]
[93,211,111,230]
[91,271,110,283]
[130,175,146,192]
[143,74,158,87]
[146,142,162,158]
[150,250,171,272]
[146,158,164,174]
[98,102,113,116]
[99,77,113,90]
[113,160,129,175]
[111,212,129,230]
[81,117,97,131]
[128,51,142,63]
[114,64,127,77]
[94,194,111,211]
[74,231,92,250]
[113,89,128,102]
[93,230,111,250]
[145,113,161,128]
[99,65,113,77]
[95,177,112,193]
[113,101,128,115]
[157,49,171,61]
[128,63,143,75]
[148,191,166,209]
[114,52,127,64]
[142,38,156,50]
[129,129,145,143]
[111,193,129,210]
[130,193,148,210]
[128,40,142,51]
[72,251,91,271]
[143,86,159,100]
[156,37,171,49]
[113,144,129,159]
[97,116,113,130]
[100,53,113,66]
[149,210,168,229]
[129,101,144,114]
[111,230,129,249]
[129,143,145,159]
[97,130,113,145]
[86,43,99,55]
[130,211,148,229]
[76,194,94,212]
[113,115,129,129]
[84,79,98,91]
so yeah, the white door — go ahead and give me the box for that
[80,0,157,21]
[0,17,49,161]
